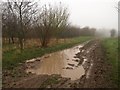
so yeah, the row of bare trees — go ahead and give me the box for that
[2,0,96,50]
[2,0,38,50]
[2,0,70,50]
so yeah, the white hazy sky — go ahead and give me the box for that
[2,0,119,30]
[38,0,119,30]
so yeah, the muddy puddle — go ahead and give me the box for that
[26,44,87,80]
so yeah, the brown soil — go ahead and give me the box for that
[2,39,117,88]
[69,39,117,88]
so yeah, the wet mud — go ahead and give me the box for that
[2,39,117,88]
[25,43,86,80]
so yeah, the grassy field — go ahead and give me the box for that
[102,38,118,86]
[3,36,92,70]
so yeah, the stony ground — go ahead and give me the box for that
[2,39,117,88]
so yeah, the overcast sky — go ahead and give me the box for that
[38,0,119,30]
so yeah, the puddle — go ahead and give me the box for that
[26,44,85,80]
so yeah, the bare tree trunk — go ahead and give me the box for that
[41,36,48,47]
[8,38,11,44]
[11,37,14,44]
[19,38,23,51]
[56,37,59,44]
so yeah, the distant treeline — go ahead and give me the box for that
[60,26,96,38]
[15,26,96,38]
[3,25,96,41]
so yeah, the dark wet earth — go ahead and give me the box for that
[2,39,117,88]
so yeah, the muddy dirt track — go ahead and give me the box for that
[2,39,117,88]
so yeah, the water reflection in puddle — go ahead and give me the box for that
[26,44,85,80]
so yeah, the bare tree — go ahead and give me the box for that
[52,3,69,41]
[36,3,69,47]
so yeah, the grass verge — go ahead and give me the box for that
[102,38,118,86]
[3,36,92,70]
